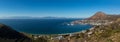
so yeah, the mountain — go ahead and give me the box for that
[0,16,68,19]
[0,24,31,42]
[0,16,38,19]
[87,11,120,20]
[87,11,107,20]
[41,16,68,19]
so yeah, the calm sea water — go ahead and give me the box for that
[0,19,92,34]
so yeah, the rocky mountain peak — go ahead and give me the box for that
[94,11,106,16]
[87,11,107,20]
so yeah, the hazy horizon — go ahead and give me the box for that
[0,0,120,18]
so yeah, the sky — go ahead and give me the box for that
[0,0,120,18]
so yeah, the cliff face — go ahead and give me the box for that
[87,11,120,20]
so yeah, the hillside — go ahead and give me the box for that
[43,18,120,42]
[48,12,120,42]
[87,11,120,20]
[87,11,107,20]
[80,18,120,42]
[0,24,31,42]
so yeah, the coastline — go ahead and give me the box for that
[20,25,95,40]
[21,26,94,35]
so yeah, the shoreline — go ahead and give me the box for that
[21,26,95,36]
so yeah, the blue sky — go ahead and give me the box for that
[0,0,120,18]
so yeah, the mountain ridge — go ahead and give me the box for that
[87,11,120,20]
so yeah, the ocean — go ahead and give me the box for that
[0,18,92,34]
